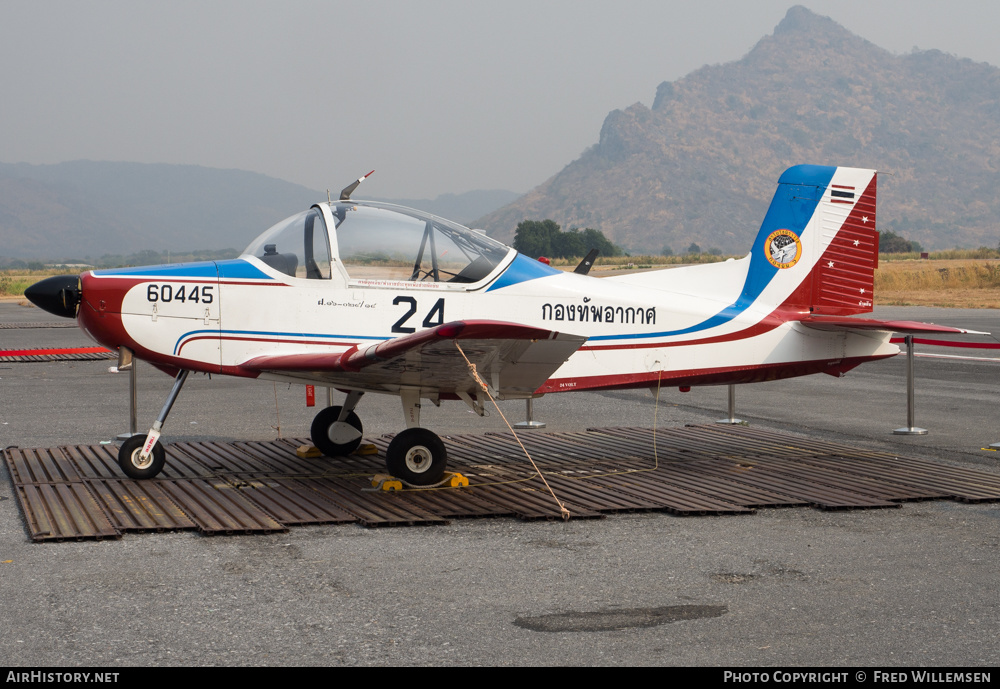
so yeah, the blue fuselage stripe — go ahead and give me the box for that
[588,168,835,342]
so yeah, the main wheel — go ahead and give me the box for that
[118,434,166,480]
[385,428,447,486]
[310,406,364,457]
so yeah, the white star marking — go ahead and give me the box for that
[860,288,866,294]
[853,239,860,246]
[862,216,869,223]
[828,261,835,268]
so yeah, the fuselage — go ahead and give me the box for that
[74,189,898,398]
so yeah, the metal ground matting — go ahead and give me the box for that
[5,424,1000,541]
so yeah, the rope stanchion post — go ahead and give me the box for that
[115,348,138,441]
[513,398,546,429]
[716,384,744,425]
[893,334,928,436]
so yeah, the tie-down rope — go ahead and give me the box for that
[454,341,571,520]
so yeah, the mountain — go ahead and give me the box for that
[0,161,519,260]
[476,6,1000,253]
[0,161,320,260]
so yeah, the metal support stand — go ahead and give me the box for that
[116,350,138,441]
[894,335,928,435]
[716,384,744,424]
[514,398,546,429]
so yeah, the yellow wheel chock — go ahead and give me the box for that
[297,442,378,458]
[371,472,469,491]
[371,474,404,491]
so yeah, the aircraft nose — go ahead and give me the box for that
[24,274,82,319]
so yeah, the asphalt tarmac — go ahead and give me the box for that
[1,301,999,667]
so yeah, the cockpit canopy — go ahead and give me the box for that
[242,201,512,284]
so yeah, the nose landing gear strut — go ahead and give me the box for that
[117,369,189,479]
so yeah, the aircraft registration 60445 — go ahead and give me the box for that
[25,165,982,485]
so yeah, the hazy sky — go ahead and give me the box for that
[3,1,1000,199]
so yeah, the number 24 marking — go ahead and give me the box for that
[392,297,444,333]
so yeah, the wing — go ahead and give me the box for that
[800,316,988,335]
[238,320,587,397]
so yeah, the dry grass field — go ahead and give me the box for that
[0,270,54,303]
[874,259,1000,308]
[590,255,1000,309]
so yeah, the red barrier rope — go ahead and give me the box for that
[0,346,112,356]
[889,337,1000,350]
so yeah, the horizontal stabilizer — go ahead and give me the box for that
[800,316,988,336]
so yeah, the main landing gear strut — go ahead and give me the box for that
[309,388,449,486]
[117,369,190,479]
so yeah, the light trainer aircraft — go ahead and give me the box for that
[26,165,976,485]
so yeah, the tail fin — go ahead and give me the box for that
[744,165,878,317]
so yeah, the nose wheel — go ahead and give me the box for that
[385,428,447,486]
[118,434,166,479]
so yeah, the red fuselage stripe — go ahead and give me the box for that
[537,354,894,394]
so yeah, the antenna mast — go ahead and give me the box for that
[339,170,375,201]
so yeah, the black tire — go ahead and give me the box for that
[118,434,166,480]
[310,406,364,457]
[385,428,447,486]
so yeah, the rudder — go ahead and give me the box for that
[744,165,878,317]
[806,170,878,315]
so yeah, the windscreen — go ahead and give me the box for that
[331,202,511,284]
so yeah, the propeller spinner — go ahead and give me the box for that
[24,274,82,319]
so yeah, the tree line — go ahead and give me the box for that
[512,220,624,259]
[878,230,923,253]
[511,221,932,259]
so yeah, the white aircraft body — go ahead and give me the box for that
[25,165,975,485]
